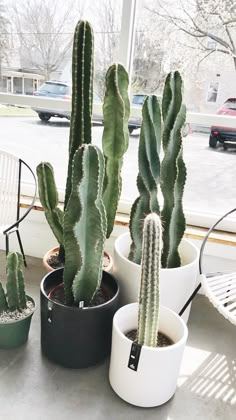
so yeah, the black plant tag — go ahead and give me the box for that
[128,342,142,371]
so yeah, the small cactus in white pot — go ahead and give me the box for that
[109,214,188,407]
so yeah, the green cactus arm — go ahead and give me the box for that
[63,145,107,305]
[128,176,152,264]
[102,64,130,238]
[167,149,186,268]
[162,71,183,152]
[17,253,27,309]
[160,73,186,268]
[65,20,94,209]
[137,213,161,347]
[37,162,64,248]
[0,283,8,313]
[6,252,20,311]
[129,96,161,264]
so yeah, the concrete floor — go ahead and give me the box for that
[0,251,235,420]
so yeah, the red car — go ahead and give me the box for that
[209,98,236,148]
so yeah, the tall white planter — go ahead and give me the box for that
[113,232,199,322]
[109,303,188,407]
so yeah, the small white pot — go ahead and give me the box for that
[113,232,199,322]
[109,303,188,407]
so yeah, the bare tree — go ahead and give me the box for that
[93,0,121,98]
[9,0,84,79]
[146,0,236,70]
[0,0,10,80]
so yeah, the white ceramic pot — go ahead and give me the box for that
[113,232,199,322]
[109,303,188,407]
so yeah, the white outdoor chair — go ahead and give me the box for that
[179,208,236,326]
[0,150,37,266]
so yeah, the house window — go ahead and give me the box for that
[207,82,219,103]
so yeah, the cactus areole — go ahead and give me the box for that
[129,71,186,269]
[37,20,130,307]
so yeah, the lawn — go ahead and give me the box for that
[0,105,36,117]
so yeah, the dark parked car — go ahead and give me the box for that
[32,81,72,121]
[209,98,236,148]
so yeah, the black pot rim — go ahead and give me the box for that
[40,267,119,312]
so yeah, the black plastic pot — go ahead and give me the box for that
[40,268,119,368]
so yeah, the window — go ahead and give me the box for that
[1,0,236,233]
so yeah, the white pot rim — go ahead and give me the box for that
[115,231,199,271]
[113,302,188,352]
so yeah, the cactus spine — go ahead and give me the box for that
[102,64,130,238]
[129,71,186,269]
[129,95,161,264]
[63,145,106,305]
[0,252,27,313]
[137,213,162,347]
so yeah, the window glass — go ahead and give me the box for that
[0,0,122,192]
[125,0,236,226]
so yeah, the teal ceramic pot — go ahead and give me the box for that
[0,296,35,349]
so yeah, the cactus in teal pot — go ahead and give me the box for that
[0,252,27,314]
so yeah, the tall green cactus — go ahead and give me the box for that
[102,64,130,238]
[129,95,161,264]
[64,20,94,209]
[160,72,186,268]
[36,20,130,306]
[63,145,106,305]
[137,213,161,347]
[129,71,186,269]
[0,252,27,313]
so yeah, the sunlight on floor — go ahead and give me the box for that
[179,346,236,405]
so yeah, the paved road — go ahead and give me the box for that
[0,116,235,218]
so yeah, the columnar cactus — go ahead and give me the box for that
[137,213,162,347]
[102,64,130,238]
[0,252,27,314]
[36,162,64,250]
[63,145,106,305]
[129,95,161,264]
[64,20,94,209]
[36,20,130,305]
[160,72,186,268]
[129,71,186,269]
